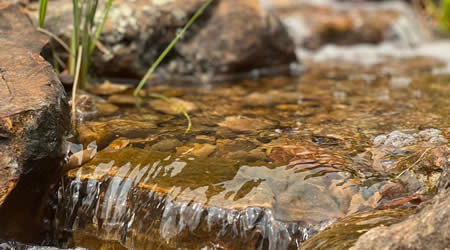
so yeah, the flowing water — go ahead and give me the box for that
[47,56,449,249]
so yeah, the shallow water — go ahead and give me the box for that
[53,57,449,249]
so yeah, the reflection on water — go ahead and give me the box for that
[57,57,448,249]
[59,148,350,249]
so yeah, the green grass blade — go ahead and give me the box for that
[88,0,99,25]
[71,45,84,129]
[133,0,213,96]
[149,93,192,133]
[70,0,81,74]
[38,0,48,28]
[89,0,114,55]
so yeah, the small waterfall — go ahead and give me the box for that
[56,147,360,249]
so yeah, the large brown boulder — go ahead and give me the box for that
[36,0,299,81]
[0,3,69,240]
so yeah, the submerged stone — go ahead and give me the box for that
[218,116,276,132]
[176,143,217,158]
[87,81,129,96]
[77,119,157,149]
[149,97,198,115]
[57,145,389,249]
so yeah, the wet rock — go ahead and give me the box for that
[86,81,129,96]
[176,143,216,158]
[95,102,119,116]
[151,138,183,152]
[64,142,97,172]
[37,0,298,81]
[194,135,216,143]
[77,119,157,149]
[247,148,269,162]
[350,188,450,250]
[264,139,349,167]
[149,97,198,115]
[218,116,276,132]
[299,208,413,250]
[55,128,423,250]
[243,90,300,107]
[103,137,131,152]
[107,94,140,106]
[72,94,101,122]
[215,139,257,155]
[72,92,119,120]
[56,145,384,249]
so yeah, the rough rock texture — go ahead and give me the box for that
[299,209,413,250]
[0,3,69,208]
[350,188,450,250]
[350,147,449,250]
[37,0,298,81]
[346,129,449,250]
[437,154,450,191]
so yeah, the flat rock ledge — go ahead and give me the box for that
[0,3,69,207]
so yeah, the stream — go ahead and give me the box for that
[44,54,450,249]
[0,0,449,249]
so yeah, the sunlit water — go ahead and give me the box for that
[53,57,449,249]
